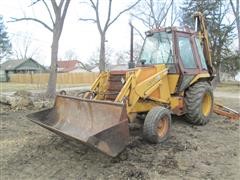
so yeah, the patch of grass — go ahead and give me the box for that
[216,83,240,93]
[0,83,90,92]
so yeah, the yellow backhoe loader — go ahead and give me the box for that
[27,12,238,157]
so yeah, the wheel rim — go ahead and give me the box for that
[157,115,169,138]
[202,92,212,116]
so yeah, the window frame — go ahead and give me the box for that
[176,32,200,74]
[138,32,175,65]
[194,37,208,71]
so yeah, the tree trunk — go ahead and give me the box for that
[216,64,221,83]
[99,34,106,72]
[237,20,240,53]
[236,2,240,53]
[46,33,59,98]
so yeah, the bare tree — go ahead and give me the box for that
[115,50,128,65]
[230,0,240,53]
[132,0,176,29]
[80,0,140,71]
[87,47,113,68]
[64,49,79,60]
[10,0,71,98]
[12,32,40,60]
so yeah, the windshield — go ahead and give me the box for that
[139,32,173,64]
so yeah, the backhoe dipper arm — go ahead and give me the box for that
[193,12,213,75]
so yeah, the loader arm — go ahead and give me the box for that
[115,66,170,113]
[84,72,109,99]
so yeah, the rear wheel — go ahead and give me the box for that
[143,107,171,143]
[184,81,213,125]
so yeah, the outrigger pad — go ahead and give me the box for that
[27,95,129,157]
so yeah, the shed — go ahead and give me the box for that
[0,58,46,82]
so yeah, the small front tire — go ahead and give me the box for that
[143,107,171,143]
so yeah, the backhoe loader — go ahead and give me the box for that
[28,12,218,157]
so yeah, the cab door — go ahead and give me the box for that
[176,32,200,92]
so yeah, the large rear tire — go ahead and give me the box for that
[143,107,171,143]
[184,81,213,125]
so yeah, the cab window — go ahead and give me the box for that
[139,32,173,64]
[178,37,197,69]
[195,38,208,70]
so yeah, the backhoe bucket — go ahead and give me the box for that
[27,95,129,157]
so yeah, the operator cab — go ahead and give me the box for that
[138,27,208,75]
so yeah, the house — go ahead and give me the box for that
[57,60,88,73]
[0,58,46,74]
[0,58,46,82]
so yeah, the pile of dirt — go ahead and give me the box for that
[10,90,34,110]
[0,90,54,111]
[14,90,32,97]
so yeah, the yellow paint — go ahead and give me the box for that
[202,92,212,116]
[169,96,183,109]
[168,75,179,94]
[89,65,209,118]
[190,73,210,85]
[130,100,160,113]
[85,72,109,99]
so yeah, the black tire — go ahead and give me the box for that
[184,81,213,125]
[143,107,171,143]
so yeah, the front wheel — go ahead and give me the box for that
[143,107,171,143]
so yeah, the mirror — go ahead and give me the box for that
[140,59,146,65]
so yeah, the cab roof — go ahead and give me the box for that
[146,26,196,35]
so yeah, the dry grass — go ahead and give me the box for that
[0,83,90,92]
[215,82,240,93]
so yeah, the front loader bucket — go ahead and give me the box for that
[27,95,129,157]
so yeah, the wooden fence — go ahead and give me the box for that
[9,72,98,84]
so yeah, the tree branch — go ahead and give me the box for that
[60,0,70,23]
[108,0,141,28]
[156,0,168,23]
[131,13,150,28]
[230,0,237,17]
[158,0,173,26]
[89,0,97,9]
[9,17,53,32]
[51,0,58,15]
[29,0,41,7]
[149,0,158,27]
[79,18,97,23]
[132,25,144,40]
[104,0,112,32]
[90,0,103,34]
[59,0,64,10]
[42,0,55,26]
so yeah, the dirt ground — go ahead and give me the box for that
[0,86,239,180]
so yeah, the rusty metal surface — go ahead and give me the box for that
[27,95,129,157]
[105,73,126,101]
[214,103,240,121]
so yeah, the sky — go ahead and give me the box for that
[0,0,147,66]
[0,0,238,66]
